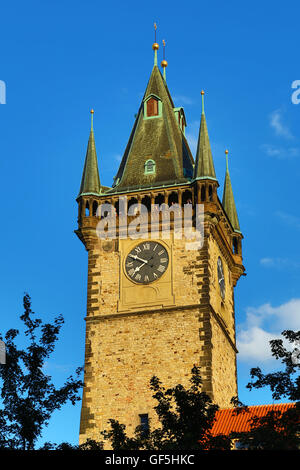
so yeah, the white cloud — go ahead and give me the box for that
[260,257,275,267]
[260,257,300,269]
[261,144,282,157]
[186,132,198,155]
[173,95,194,105]
[237,327,277,362]
[185,120,200,156]
[261,144,299,159]
[269,109,294,140]
[275,211,300,230]
[237,298,300,363]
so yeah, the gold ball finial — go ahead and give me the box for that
[161,59,168,67]
[201,90,205,95]
[225,149,229,154]
[90,109,94,114]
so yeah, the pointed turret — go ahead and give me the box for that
[107,38,194,193]
[222,150,241,232]
[194,91,217,181]
[78,110,101,197]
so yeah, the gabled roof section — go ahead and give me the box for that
[193,92,217,181]
[222,152,240,233]
[108,65,194,193]
[78,112,101,197]
[211,403,296,436]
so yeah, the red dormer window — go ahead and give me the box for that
[146,97,159,117]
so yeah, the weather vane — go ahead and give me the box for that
[152,22,159,66]
[161,39,168,80]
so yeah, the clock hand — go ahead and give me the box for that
[133,262,146,273]
[129,254,148,264]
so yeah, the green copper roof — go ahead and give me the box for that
[193,97,217,180]
[222,156,240,232]
[78,127,101,197]
[107,65,194,193]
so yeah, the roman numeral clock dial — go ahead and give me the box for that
[125,242,169,284]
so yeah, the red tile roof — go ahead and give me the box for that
[211,403,297,436]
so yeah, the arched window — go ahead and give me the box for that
[92,200,98,216]
[182,190,193,206]
[85,201,90,217]
[168,192,178,206]
[144,159,156,175]
[141,195,151,212]
[155,193,165,206]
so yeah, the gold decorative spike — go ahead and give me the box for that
[225,149,229,170]
[90,109,94,130]
[201,90,205,114]
[161,39,168,68]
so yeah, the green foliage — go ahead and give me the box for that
[230,330,300,450]
[38,438,103,451]
[101,366,230,450]
[0,294,83,450]
[247,330,300,402]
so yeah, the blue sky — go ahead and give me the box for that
[0,0,299,447]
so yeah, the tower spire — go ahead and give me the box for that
[222,150,241,232]
[193,90,217,180]
[161,39,168,81]
[78,109,101,196]
[90,108,94,130]
[152,22,159,66]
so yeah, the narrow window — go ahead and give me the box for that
[208,185,213,201]
[201,185,206,202]
[139,414,149,436]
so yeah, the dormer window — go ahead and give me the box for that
[174,107,186,135]
[144,159,156,175]
[147,97,158,116]
[144,94,162,119]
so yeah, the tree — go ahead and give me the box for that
[101,366,230,450]
[0,293,83,450]
[230,330,300,450]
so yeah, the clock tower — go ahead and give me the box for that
[76,39,245,444]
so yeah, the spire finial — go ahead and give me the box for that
[225,149,229,171]
[90,109,94,131]
[152,22,159,66]
[201,90,205,115]
[161,39,168,80]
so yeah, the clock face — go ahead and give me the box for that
[217,257,225,299]
[125,241,169,284]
